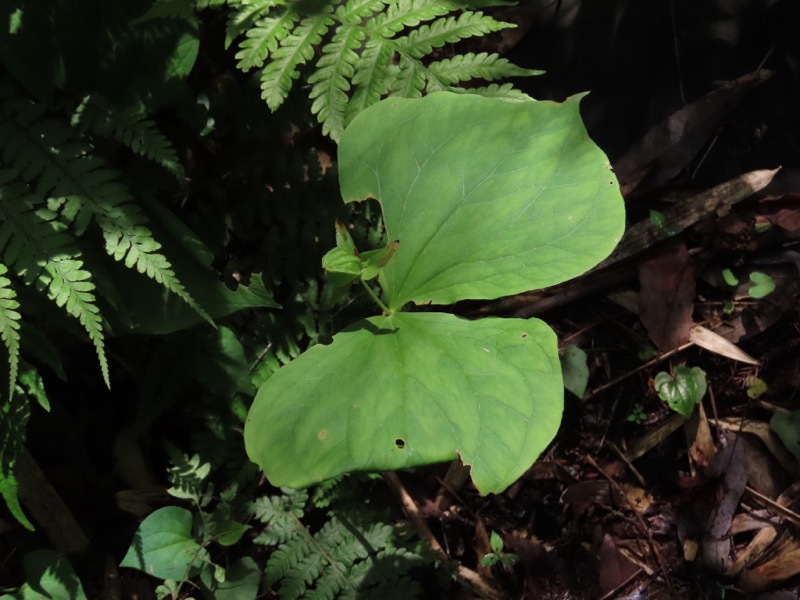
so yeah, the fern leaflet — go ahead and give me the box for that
[260,12,336,110]
[235,8,302,70]
[308,25,364,138]
[428,52,541,85]
[394,12,510,58]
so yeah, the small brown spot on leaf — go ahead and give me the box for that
[318,430,327,440]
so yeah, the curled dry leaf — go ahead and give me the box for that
[614,69,773,197]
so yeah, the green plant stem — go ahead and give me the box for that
[359,278,390,314]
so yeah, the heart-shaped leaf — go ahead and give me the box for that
[120,506,207,580]
[748,271,775,298]
[339,92,625,310]
[245,93,625,494]
[244,312,562,494]
[654,366,707,417]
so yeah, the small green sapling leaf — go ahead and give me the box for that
[322,247,361,287]
[561,344,589,398]
[722,268,739,286]
[654,366,707,417]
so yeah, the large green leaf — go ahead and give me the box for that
[245,312,562,494]
[339,92,625,310]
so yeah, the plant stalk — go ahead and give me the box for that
[360,278,391,314]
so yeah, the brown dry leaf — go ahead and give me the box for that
[740,528,800,591]
[638,242,695,351]
[614,69,773,197]
[689,325,759,364]
[597,533,639,594]
[687,403,717,470]
[714,418,800,477]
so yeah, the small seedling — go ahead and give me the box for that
[627,403,647,425]
[480,531,518,568]
[746,377,768,400]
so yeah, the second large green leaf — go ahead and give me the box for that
[244,312,562,494]
[339,92,625,310]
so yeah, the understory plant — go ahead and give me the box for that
[245,91,626,494]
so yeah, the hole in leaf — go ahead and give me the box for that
[521,333,529,339]
[395,438,406,449]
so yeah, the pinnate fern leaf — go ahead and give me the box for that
[0,88,211,330]
[428,52,542,85]
[253,489,424,599]
[0,176,109,386]
[0,263,21,399]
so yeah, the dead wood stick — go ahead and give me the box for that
[383,472,506,600]
[16,447,91,559]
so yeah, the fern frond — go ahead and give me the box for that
[0,263,21,399]
[235,8,301,70]
[260,12,335,110]
[225,0,539,136]
[428,52,541,85]
[0,178,109,386]
[395,11,511,58]
[71,96,186,182]
[0,92,211,326]
[254,490,426,599]
[308,25,364,140]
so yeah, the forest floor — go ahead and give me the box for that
[399,1,800,597]
[5,2,800,599]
